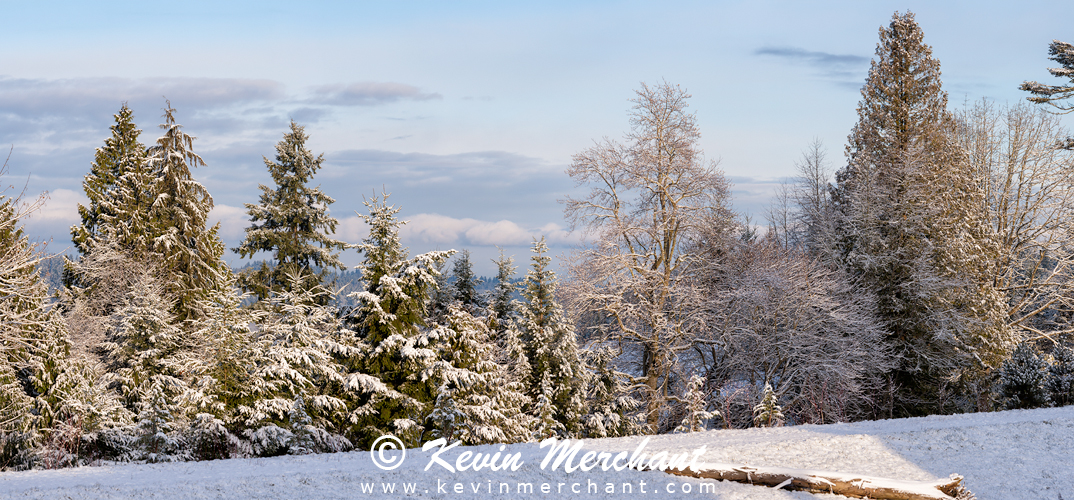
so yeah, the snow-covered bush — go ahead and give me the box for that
[186,413,240,461]
[997,342,1050,409]
[1046,345,1074,407]
[246,425,293,458]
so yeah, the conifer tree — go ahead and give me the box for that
[72,104,147,256]
[238,272,348,433]
[100,276,188,413]
[997,342,1050,409]
[427,260,453,324]
[518,237,585,437]
[425,306,530,445]
[1046,346,1074,407]
[832,11,1008,413]
[339,193,452,447]
[450,250,484,313]
[1,180,117,468]
[145,101,230,321]
[675,374,716,432]
[488,250,518,332]
[486,251,531,401]
[582,347,641,438]
[234,121,348,302]
[752,383,785,427]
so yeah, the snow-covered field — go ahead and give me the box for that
[3,406,1072,499]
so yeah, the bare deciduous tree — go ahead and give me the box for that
[697,241,894,425]
[563,82,735,430]
[958,100,1074,343]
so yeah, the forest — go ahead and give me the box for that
[2,11,1074,469]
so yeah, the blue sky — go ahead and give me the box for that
[2,0,1071,275]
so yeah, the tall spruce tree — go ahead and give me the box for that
[517,237,585,437]
[145,101,230,322]
[832,11,1008,413]
[72,104,147,256]
[339,193,453,447]
[234,121,348,302]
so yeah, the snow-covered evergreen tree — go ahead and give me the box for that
[100,275,189,417]
[234,121,348,303]
[425,306,530,445]
[1021,40,1074,135]
[451,250,484,313]
[1047,346,1074,407]
[752,383,785,427]
[518,237,585,437]
[238,272,347,434]
[134,379,183,462]
[488,250,517,332]
[71,103,147,256]
[675,374,717,433]
[997,342,1050,409]
[339,193,452,448]
[145,101,230,321]
[2,169,131,468]
[831,11,1009,413]
[581,347,641,438]
[426,259,453,324]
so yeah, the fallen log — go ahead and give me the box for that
[665,463,973,500]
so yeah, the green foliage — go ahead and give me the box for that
[451,250,484,313]
[235,121,348,303]
[997,342,1050,409]
[833,11,1009,413]
[518,237,586,437]
[752,383,784,427]
[1046,346,1074,406]
[72,103,147,256]
[146,102,231,322]
[339,193,453,447]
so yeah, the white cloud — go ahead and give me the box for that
[334,213,577,248]
[208,204,249,242]
[27,188,84,224]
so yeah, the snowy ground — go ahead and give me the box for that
[2,406,1072,499]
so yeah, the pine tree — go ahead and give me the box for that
[518,237,585,437]
[997,342,1050,409]
[581,347,641,438]
[450,250,484,313]
[752,383,785,427]
[675,375,716,433]
[238,272,348,433]
[234,121,348,303]
[1046,346,1074,407]
[425,306,530,445]
[145,101,230,321]
[339,193,453,448]
[488,250,518,332]
[72,103,147,256]
[832,11,1008,413]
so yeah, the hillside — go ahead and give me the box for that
[2,406,1071,499]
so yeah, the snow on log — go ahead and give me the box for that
[665,463,971,500]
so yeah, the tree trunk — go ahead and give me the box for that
[665,463,971,500]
